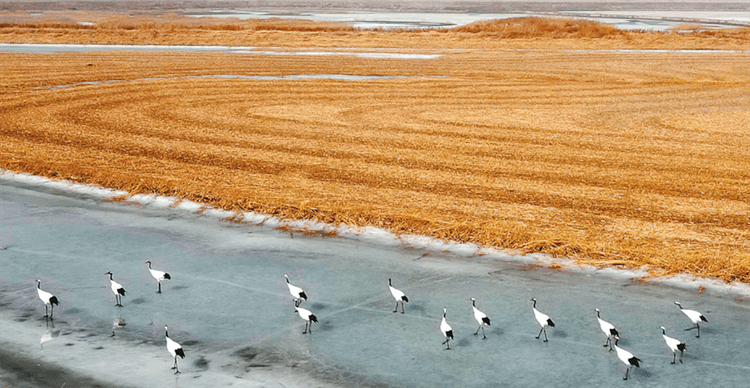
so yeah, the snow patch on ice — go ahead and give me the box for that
[2,168,748,296]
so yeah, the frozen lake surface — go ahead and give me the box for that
[1,174,750,387]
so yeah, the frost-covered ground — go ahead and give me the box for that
[1,171,749,388]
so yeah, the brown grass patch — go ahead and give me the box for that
[0,12,748,50]
[1,13,749,283]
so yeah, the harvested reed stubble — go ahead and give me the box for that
[1,17,749,283]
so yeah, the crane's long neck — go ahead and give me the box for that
[165,328,169,338]
[147,262,152,269]
[285,276,290,284]
[37,281,41,289]
[388,279,392,286]
[676,303,683,309]
[532,300,537,308]
[661,328,666,335]
[472,299,476,307]
[108,273,114,280]
[596,310,600,318]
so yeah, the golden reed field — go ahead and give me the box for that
[1,13,749,283]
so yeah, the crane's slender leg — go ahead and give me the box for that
[401,301,405,314]
[697,324,700,338]
[157,282,161,294]
[44,305,48,318]
[623,367,629,380]
[671,353,676,364]
[543,328,549,342]
[679,350,684,364]
[393,302,399,313]
[303,322,308,334]
[536,327,544,339]
[482,326,487,340]
[604,336,610,348]
[474,326,481,335]
[50,304,54,319]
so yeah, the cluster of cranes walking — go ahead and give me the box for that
[34,266,709,380]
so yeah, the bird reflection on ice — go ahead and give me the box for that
[40,320,61,349]
[111,315,127,336]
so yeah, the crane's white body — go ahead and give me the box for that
[660,326,687,364]
[674,302,707,338]
[614,343,641,380]
[146,261,171,293]
[388,278,409,314]
[531,298,554,342]
[295,306,317,334]
[595,309,619,351]
[470,298,491,339]
[285,275,307,307]
[440,308,454,350]
[165,325,185,374]
[36,279,59,319]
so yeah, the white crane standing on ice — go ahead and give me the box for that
[614,341,641,380]
[595,309,619,351]
[295,306,318,334]
[531,298,555,342]
[674,302,707,338]
[105,271,126,307]
[660,326,687,364]
[285,274,308,307]
[145,261,171,293]
[440,307,454,350]
[470,298,491,339]
[388,278,409,314]
[165,325,185,374]
[36,279,59,319]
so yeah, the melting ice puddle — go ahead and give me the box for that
[44,74,420,91]
[0,43,442,59]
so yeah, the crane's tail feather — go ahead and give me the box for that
[402,295,409,303]
[547,319,555,327]
[175,348,185,359]
[49,296,59,306]
[163,273,171,280]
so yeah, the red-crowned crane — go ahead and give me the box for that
[614,341,641,380]
[595,309,619,351]
[440,307,454,350]
[295,306,317,334]
[165,325,185,374]
[105,271,126,307]
[145,261,171,293]
[36,279,59,319]
[285,274,307,307]
[470,298,491,340]
[388,278,409,314]
[660,326,688,364]
[531,298,555,342]
[674,302,707,338]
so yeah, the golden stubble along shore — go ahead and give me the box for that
[1,14,749,283]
